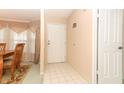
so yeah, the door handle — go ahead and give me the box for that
[48,40,50,45]
[118,46,123,49]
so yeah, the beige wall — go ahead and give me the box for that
[45,16,67,24]
[67,10,92,83]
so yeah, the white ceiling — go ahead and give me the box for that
[0,9,40,22]
[45,9,73,19]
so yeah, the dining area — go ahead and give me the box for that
[0,9,41,84]
[0,43,25,83]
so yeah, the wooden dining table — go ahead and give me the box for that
[0,50,14,82]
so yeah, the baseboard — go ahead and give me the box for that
[40,71,44,75]
[123,79,124,84]
[40,72,44,84]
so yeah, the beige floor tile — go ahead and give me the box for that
[43,63,88,84]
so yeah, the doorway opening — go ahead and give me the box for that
[43,9,92,84]
[47,24,66,63]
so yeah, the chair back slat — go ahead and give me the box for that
[0,43,6,53]
[14,43,25,67]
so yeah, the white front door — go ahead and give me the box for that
[47,24,66,63]
[98,10,123,84]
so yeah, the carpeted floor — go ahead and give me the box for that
[1,65,31,84]
[22,64,41,84]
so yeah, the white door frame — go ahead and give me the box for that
[92,9,123,84]
[40,9,45,76]
[92,9,98,84]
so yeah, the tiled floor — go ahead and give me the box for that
[43,63,88,84]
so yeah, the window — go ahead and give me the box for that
[30,32,35,53]
[14,31,27,43]
[0,27,36,62]
[0,29,5,42]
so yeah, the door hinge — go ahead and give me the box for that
[97,10,99,18]
[97,15,99,18]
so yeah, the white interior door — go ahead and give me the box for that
[98,10,123,84]
[47,24,66,63]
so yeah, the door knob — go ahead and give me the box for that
[48,40,50,45]
[118,46,123,49]
[48,43,50,45]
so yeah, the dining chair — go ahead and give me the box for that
[0,43,6,53]
[3,43,25,80]
[14,43,25,69]
[0,56,3,82]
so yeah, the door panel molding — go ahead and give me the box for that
[98,9,123,84]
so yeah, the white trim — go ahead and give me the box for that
[40,72,44,76]
[92,9,98,84]
[122,11,124,81]
[40,9,45,75]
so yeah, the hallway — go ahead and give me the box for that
[43,63,88,84]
